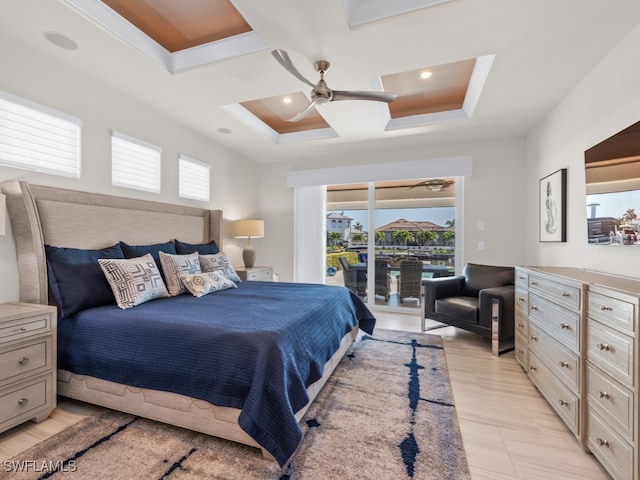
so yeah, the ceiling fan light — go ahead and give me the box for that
[420,70,433,79]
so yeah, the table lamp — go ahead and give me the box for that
[234,219,264,268]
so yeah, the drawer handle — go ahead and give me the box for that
[596,438,609,448]
[517,349,524,354]
[596,343,610,351]
[518,276,526,280]
[600,306,613,311]
[17,398,29,406]
[559,361,569,368]
[530,305,538,311]
[531,281,538,285]
[18,357,29,365]
[15,327,28,333]
[598,390,610,399]
[530,335,538,341]
[518,323,525,328]
[561,293,570,297]
[529,366,537,371]
[559,399,568,406]
[560,323,570,330]
[518,297,526,302]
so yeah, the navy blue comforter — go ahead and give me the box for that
[57,281,375,466]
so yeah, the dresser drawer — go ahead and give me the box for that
[529,321,579,393]
[588,409,634,480]
[515,310,529,339]
[515,269,528,287]
[0,376,49,427]
[587,364,634,440]
[0,338,50,384]
[529,292,580,353]
[514,331,528,371]
[528,351,579,435]
[529,274,581,312]
[515,287,529,317]
[588,291,635,333]
[0,315,50,342]
[588,321,634,387]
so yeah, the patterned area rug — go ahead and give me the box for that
[6,329,470,480]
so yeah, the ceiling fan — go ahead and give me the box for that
[271,49,397,122]
[410,178,455,192]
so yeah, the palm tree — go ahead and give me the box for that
[392,229,414,246]
[445,218,455,227]
[623,208,637,222]
[375,231,385,245]
[353,221,363,231]
[415,229,436,246]
[351,232,366,242]
[327,231,343,247]
[442,231,455,245]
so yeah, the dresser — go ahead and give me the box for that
[235,266,274,282]
[0,302,57,434]
[516,266,640,480]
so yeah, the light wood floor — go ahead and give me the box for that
[0,312,611,479]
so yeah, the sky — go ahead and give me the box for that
[587,190,640,220]
[329,207,455,231]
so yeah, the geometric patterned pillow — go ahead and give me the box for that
[199,252,241,283]
[158,251,201,296]
[179,272,237,298]
[98,254,169,309]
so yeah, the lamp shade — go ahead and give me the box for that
[234,219,264,238]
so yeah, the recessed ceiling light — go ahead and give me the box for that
[44,31,78,51]
[217,128,232,134]
[420,70,433,79]
[282,97,292,104]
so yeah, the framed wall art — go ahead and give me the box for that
[539,168,567,242]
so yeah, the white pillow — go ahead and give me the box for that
[199,252,241,283]
[159,251,201,296]
[98,254,169,309]
[180,272,237,297]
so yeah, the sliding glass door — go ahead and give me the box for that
[326,178,456,312]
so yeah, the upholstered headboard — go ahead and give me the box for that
[1,181,223,305]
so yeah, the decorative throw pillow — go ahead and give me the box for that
[199,252,241,283]
[158,251,201,296]
[180,272,237,297]
[120,240,176,282]
[98,254,169,309]
[45,243,126,319]
[174,239,220,255]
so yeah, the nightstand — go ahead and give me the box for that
[0,302,57,433]
[236,266,274,282]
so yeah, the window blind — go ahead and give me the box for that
[0,91,81,178]
[179,155,210,202]
[111,131,161,193]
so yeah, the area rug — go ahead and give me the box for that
[6,329,470,480]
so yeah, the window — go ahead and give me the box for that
[0,90,81,178]
[111,131,161,193]
[179,155,210,201]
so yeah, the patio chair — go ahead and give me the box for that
[375,258,391,301]
[338,256,367,296]
[397,258,423,303]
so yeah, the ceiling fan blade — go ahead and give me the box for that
[332,90,397,103]
[288,100,318,122]
[271,49,316,88]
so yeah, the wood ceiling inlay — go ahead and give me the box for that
[382,58,476,118]
[101,0,252,52]
[240,93,331,134]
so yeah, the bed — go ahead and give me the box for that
[1,181,375,466]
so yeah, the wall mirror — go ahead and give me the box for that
[585,120,640,245]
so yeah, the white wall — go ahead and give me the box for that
[526,23,640,278]
[259,137,528,282]
[0,41,261,303]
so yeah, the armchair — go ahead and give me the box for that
[338,256,367,296]
[421,263,515,355]
[375,258,391,301]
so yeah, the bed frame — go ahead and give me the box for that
[1,180,357,459]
